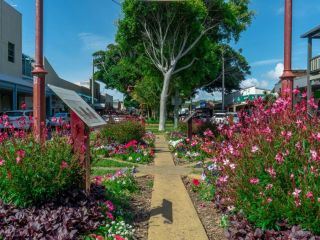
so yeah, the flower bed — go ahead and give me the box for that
[0,167,142,240]
[196,94,320,237]
[168,129,216,164]
[93,132,155,164]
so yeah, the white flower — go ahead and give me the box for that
[251,145,259,153]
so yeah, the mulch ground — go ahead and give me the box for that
[131,175,153,240]
[182,177,226,240]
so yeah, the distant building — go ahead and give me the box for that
[0,0,113,115]
[224,86,271,112]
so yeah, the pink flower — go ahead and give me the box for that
[249,178,259,185]
[293,88,300,95]
[114,235,125,240]
[295,141,302,150]
[310,150,318,161]
[265,184,273,190]
[292,188,301,198]
[281,131,292,141]
[217,175,229,185]
[267,197,273,203]
[20,102,27,110]
[106,212,114,220]
[265,167,276,178]
[16,157,22,164]
[0,159,5,166]
[204,129,214,137]
[105,200,115,211]
[302,91,307,98]
[16,149,26,158]
[275,152,284,164]
[60,161,69,169]
[94,176,103,185]
[306,191,314,199]
[251,145,259,153]
[67,136,73,145]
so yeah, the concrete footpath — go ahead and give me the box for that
[147,135,208,240]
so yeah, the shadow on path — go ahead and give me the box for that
[150,199,173,224]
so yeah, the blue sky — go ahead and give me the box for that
[6,0,320,101]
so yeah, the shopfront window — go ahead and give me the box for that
[0,89,13,112]
[8,42,15,63]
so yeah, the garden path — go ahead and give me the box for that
[146,134,208,240]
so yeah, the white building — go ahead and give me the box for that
[225,86,271,112]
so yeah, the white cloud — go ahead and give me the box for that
[251,58,283,67]
[78,32,111,51]
[265,63,284,80]
[194,91,221,101]
[240,78,269,89]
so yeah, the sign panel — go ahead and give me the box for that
[183,112,196,123]
[48,84,106,128]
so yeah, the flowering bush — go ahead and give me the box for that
[89,220,134,240]
[0,132,81,207]
[101,121,145,144]
[142,131,156,147]
[93,140,154,164]
[87,170,138,240]
[209,94,320,233]
[168,132,215,162]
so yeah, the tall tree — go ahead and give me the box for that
[117,0,253,130]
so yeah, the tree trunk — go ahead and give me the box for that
[159,71,172,131]
[174,88,179,129]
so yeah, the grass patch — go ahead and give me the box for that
[91,168,117,176]
[93,159,136,168]
[146,123,175,134]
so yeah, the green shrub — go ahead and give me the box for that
[101,121,145,144]
[0,135,82,207]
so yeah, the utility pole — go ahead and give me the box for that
[221,49,225,111]
[280,0,295,107]
[32,0,47,142]
[91,58,95,105]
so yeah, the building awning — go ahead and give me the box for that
[0,73,33,88]
[301,25,320,39]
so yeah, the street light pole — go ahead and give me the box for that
[32,0,47,142]
[280,0,295,106]
[221,50,225,111]
[91,58,95,106]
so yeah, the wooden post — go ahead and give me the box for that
[70,111,90,193]
[188,118,192,141]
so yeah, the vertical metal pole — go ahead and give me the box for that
[32,0,47,142]
[307,37,312,107]
[91,58,94,105]
[281,0,295,106]
[222,50,225,111]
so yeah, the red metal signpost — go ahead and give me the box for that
[32,0,47,142]
[70,112,91,192]
[32,0,92,192]
[281,0,295,106]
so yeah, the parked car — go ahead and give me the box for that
[211,113,227,124]
[2,110,33,130]
[50,112,70,127]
